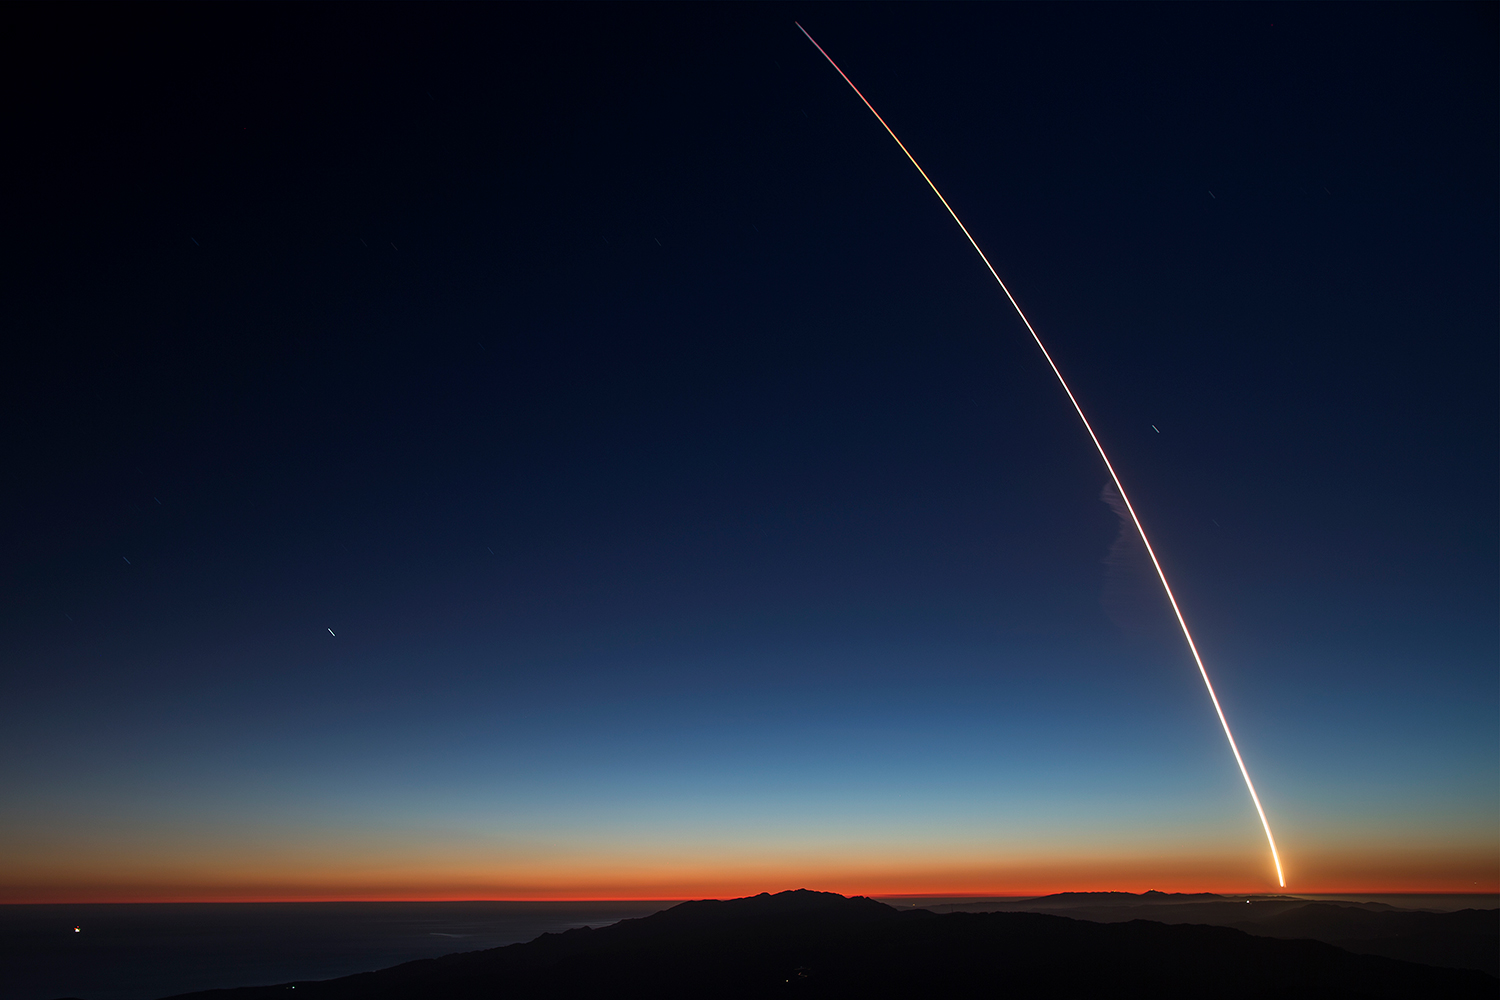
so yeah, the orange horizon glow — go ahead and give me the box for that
[10,829,1494,906]
[6,889,1495,905]
[9,879,1496,905]
[8,840,1495,905]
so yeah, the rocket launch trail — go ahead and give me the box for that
[796,23,1286,888]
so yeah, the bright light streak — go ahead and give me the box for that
[796,22,1285,888]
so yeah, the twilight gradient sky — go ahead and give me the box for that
[3,4,1495,901]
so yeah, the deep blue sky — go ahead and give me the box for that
[3,3,1495,898]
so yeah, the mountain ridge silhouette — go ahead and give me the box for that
[146,888,1495,999]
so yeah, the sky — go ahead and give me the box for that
[2,4,1495,902]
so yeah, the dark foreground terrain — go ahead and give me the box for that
[154,890,1495,1000]
[927,890,1500,976]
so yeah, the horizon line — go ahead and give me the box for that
[5,887,1493,905]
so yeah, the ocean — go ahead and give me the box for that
[1,901,675,1000]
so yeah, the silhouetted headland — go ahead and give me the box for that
[153,889,1496,999]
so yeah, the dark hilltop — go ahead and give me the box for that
[149,890,1495,1000]
[925,890,1500,976]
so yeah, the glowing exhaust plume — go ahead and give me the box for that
[796,22,1285,888]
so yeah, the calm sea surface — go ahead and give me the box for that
[0,901,676,1000]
